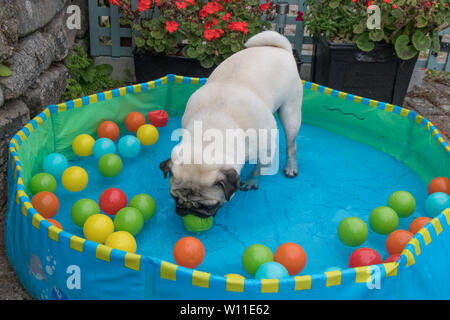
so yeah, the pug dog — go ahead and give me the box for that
[160,31,303,218]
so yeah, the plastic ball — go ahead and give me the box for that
[348,248,382,268]
[273,242,307,276]
[428,177,450,195]
[173,236,205,269]
[93,138,116,159]
[136,124,159,146]
[61,166,88,192]
[225,274,245,280]
[128,194,156,221]
[241,244,273,276]
[83,214,114,244]
[117,135,141,159]
[387,191,416,218]
[125,111,146,132]
[42,153,68,178]
[369,206,399,235]
[29,173,57,195]
[384,254,401,263]
[409,216,432,234]
[114,207,144,236]
[47,219,63,230]
[72,134,95,157]
[386,230,413,255]
[99,188,127,215]
[337,217,368,246]
[31,191,59,218]
[97,120,120,141]
[148,110,169,127]
[105,231,137,253]
[255,262,289,280]
[98,154,123,178]
[71,199,101,227]
[425,192,450,218]
[182,214,213,233]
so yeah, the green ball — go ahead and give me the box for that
[387,191,416,218]
[71,199,100,227]
[337,217,368,247]
[128,194,156,221]
[29,172,57,195]
[98,154,123,177]
[369,206,399,235]
[242,244,273,276]
[114,207,144,236]
[182,214,213,233]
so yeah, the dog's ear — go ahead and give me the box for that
[217,168,240,201]
[159,159,173,178]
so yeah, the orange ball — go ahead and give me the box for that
[97,121,120,141]
[31,191,59,218]
[47,218,63,230]
[125,112,146,132]
[428,177,450,195]
[386,230,413,255]
[173,236,205,269]
[274,242,307,276]
[409,217,432,234]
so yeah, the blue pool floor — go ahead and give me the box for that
[52,117,427,277]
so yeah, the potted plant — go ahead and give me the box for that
[304,0,449,106]
[109,0,280,82]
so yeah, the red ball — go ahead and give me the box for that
[384,254,401,263]
[348,248,382,268]
[31,191,59,218]
[97,121,120,141]
[99,188,127,215]
[409,217,431,234]
[125,112,146,132]
[428,177,450,195]
[173,236,205,269]
[274,242,307,275]
[47,218,63,230]
[148,110,169,127]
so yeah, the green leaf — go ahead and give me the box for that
[353,23,365,35]
[199,56,214,68]
[369,29,384,42]
[415,15,428,28]
[150,30,164,40]
[0,63,12,77]
[187,47,199,58]
[412,30,431,51]
[154,43,165,53]
[356,33,374,52]
[391,9,403,19]
[329,0,340,9]
[231,42,241,53]
[430,32,440,54]
[135,37,145,47]
[394,35,419,60]
[94,64,113,77]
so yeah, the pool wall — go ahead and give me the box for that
[6,75,450,299]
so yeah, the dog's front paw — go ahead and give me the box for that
[283,165,298,178]
[239,176,259,191]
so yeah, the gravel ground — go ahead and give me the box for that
[0,73,447,301]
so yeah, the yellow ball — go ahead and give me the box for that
[136,124,159,146]
[62,166,88,192]
[105,231,137,253]
[83,214,114,243]
[72,134,95,156]
[225,274,245,280]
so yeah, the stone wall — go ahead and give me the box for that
[0,0,88,214]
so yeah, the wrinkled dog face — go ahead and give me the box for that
[160,159,240,218]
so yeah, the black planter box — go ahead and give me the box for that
[134,49,303,83]
[311,36,418,106]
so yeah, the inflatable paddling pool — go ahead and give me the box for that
[6,74,450,300]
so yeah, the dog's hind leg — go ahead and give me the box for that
[278,90,302,178]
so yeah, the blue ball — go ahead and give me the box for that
[425,192,450,218]
[42,153,68,178]
[118,135,141,159]
[93,138,116,159]
[255,262,289,280]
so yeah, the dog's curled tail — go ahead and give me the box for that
[244,31,292,52]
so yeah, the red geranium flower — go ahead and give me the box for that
[138,0,152,12]
[200,1,224,18]
[204,28,223,41]
[222,13,232,21]
[261,1,270,11]
[185,0,195,5]
[296,11,303,22]
[176,1,187,9]
[166,20,179,33]
[109,0,120,5]
[228,21,248,34]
